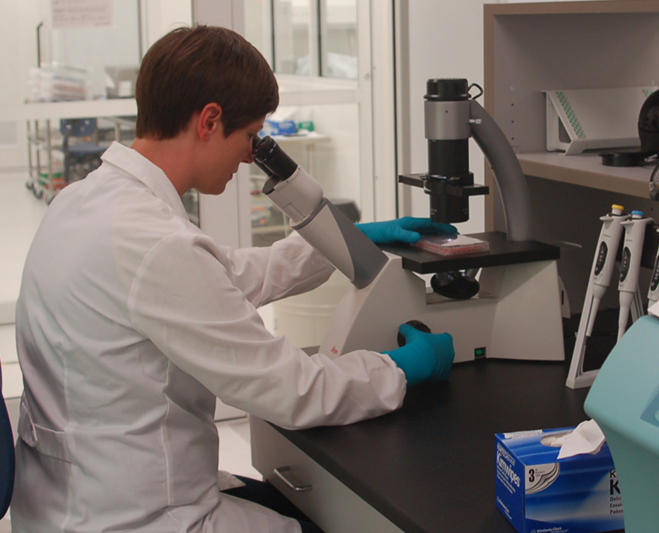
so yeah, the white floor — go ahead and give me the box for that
[0,170,264,531]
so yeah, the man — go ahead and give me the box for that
[12,26,454,533]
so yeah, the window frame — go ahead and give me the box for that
[244,0,398,224]
[258,0,359,81]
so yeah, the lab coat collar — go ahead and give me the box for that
[101,141,189,220]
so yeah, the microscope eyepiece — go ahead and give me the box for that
[252,135,298,181]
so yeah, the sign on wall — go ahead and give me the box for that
[52,0,113,29]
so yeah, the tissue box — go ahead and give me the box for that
[264,119,297,136]
[495,428,624,533]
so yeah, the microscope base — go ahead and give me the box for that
[319,254,565,363]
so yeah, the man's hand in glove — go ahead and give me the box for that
[356,217,456,245]
[383,323,455,387]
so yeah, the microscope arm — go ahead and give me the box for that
[470,100,534,242]
[289,195,388,289]
[253,136,388,289]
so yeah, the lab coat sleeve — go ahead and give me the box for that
[221,232,335,308]
[127,231,406,430]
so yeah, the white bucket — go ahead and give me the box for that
[272,271,350,349]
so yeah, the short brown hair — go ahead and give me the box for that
[135,25,279,139]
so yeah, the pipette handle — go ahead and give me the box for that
[617,211,652,339]
[567,204,628,389]
[648,229,659,308]
[582,206,629,336]
[592,206,629,289]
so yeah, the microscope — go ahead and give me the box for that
[253,79,564,363]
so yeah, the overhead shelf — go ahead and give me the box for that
[0,80,359,123]
[0,98,137,122]
[517,151,651,199]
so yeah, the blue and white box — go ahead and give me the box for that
[495,428,624,533]
[264,119,297,136]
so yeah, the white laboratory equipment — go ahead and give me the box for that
[254,78,564,364]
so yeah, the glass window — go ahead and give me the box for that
[244,0,272,66]
[273,0,311,75]
[46,0,141,99]
[249,103,362,247]
[244,1,368,246]
[246,0,358,79]
[320,0,357,80]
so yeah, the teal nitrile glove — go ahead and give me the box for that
[383,323,455,387]
[355,217,457,245]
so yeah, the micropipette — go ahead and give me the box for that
[648,228,659,309]
[617,211,652,341]
[585,205,630,337]
[567,204,629,389]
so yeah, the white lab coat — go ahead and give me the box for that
[11,142,406,533]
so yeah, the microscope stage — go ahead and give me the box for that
[381,231,560,274]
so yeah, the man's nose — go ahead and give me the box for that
[242,150,254,164]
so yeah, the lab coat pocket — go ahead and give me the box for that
[18,398,71,463]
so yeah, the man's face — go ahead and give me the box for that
[198,116,265,195]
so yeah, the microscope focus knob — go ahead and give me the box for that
[397,320,432,347]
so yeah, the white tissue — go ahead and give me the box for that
[649,300,659,318]
[557,419,606,460]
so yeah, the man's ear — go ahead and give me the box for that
[197,103,223,141]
